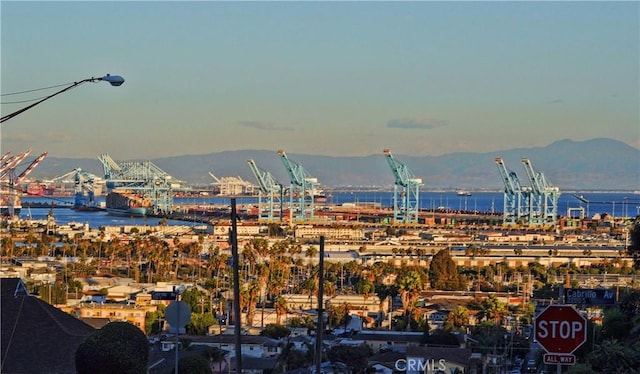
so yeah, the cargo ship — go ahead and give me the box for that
[105,190,151,217]
[26,182,56,196]
[313,188,329,203]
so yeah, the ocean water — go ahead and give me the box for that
[19,191,640,229]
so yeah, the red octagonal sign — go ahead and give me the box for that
[535,305,587,354]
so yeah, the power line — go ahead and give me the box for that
[1,82,74,96]
[1,95,50,105]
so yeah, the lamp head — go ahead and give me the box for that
[101,74,125,86]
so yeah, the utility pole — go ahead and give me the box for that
[315,236,325,374]
[231,198,242,374]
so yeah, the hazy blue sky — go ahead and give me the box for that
[1,1,638,160]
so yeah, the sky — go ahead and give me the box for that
[1,1,638,160]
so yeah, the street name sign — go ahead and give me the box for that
[543,353,576,366]
[564,288,615,305]
[151,291,178,300]
[534,305,587,354]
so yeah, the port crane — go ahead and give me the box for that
[0,149,32,179]
[277,150,319,221]
[98,153,175,214]
[495,157,529,226]
[247,159,283,221]
[0,150,47,216]
[521,158,560,227]
[52,168,101,210]
[383,149,422,224]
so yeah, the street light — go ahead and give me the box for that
[1,74,125,123]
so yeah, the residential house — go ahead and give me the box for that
[1,278,95,374]
[73,302,155,331]
[406,345,475,374]
[187,334,282,359]
[348,331,424,353]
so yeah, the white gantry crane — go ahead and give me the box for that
[208,172,255,196]
[277,149,319,221]
[383,149,422,224]
[247,159,283,221]
[521,158,560,227]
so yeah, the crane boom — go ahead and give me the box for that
[494,157,528,226]
[15,152,47,185]
[383,149,421,224]
[521,158,544,194]
[277,150,312,186]
[383,149,422,186]
[98,153,122,178]
[495,158,522,195]
[247,158,282,221]
[208,172,221,183]
[0,149,32,178]
[247,159,279,194]
[0,151,12,165]
[520,158,560,227]
[277,149,318,221]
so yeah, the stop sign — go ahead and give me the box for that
[535,305,587,354]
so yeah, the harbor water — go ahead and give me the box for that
[19,191,640,229]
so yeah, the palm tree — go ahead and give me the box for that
[1,236,15,258]
[305,246,318,275]
[589,339,640,373]
[396,270,423,329]
[275,296,288,325]
[241,280,260,326]
[444,305,470,332]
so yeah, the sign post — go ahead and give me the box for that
[166,300,191,374]
[534,305,586,372]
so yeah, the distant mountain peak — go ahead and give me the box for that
[29,137,640,191]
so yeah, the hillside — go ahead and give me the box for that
[28,138,640,191]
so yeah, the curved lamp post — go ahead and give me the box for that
[1,74,125,124]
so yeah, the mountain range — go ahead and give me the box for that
[27,138,640,191]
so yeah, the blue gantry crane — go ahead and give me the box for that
[383,149,422,224]
[521,158,560,227]
[277,150,319,221]
[247,158,283,222]
[495,157,529,226]
[52,168,101,210]
[98,153,175,215]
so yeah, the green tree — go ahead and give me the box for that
[429,249,465,290]
[619,290,640,318]
[178,354,212,374]
[478,294,508,324]
[187,313,216,335]
[328,303,352,330]
[326,344,372,373]
[261,323,291,339]
[277,343,313,372]
[75,321,149,374]
[588,339,640,373]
